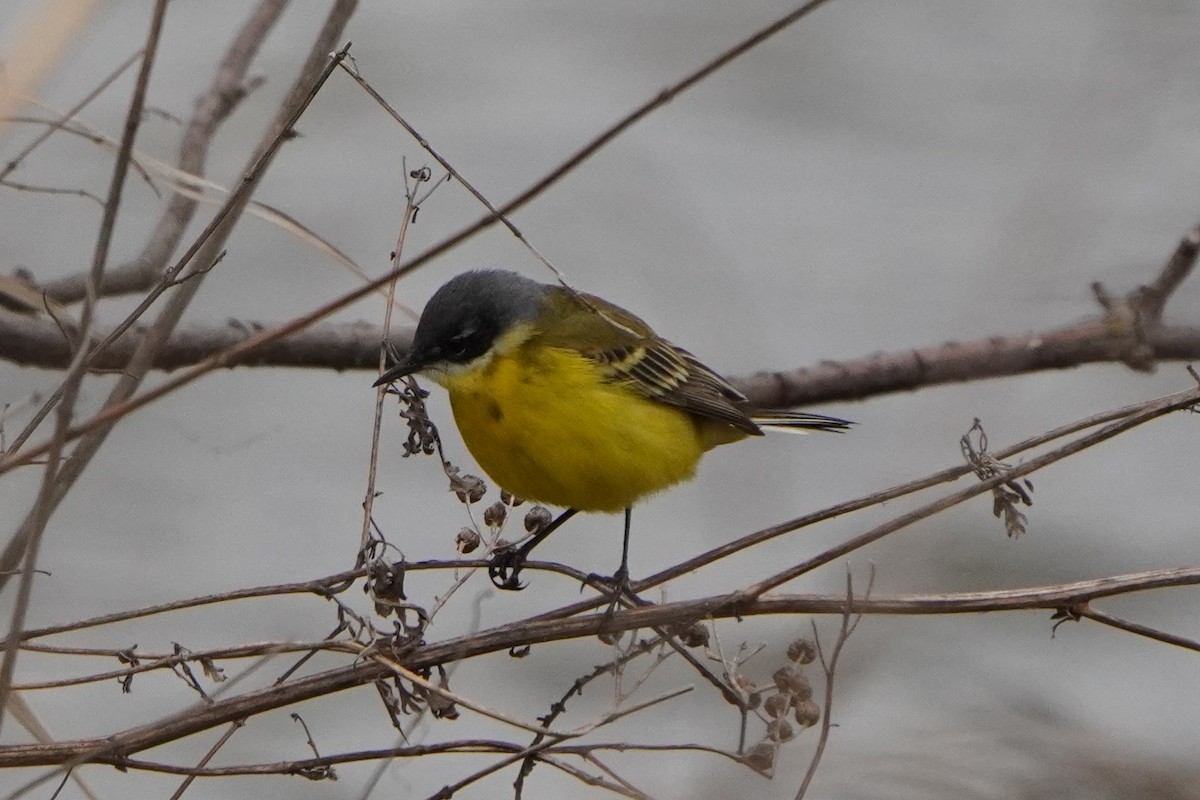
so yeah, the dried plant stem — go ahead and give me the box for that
[4,559,1200,770]
[794,567,870,799]
[0,7,354,607]
[0,0,170,735]
[359,170,423,561]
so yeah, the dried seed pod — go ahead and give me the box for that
[500,489,524,507]
[793,698,821,728]
[766,718,796,742]
[786,638,817,665]
[772,665,810,697]
[455,528,480,554]
[482,501,507,529]
[524,505,552,533]
[763,692,791,718]
[452,473,486,504]
[677,623,710,649]
[743,742,776,772]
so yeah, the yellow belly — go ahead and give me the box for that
[438,346,707,512]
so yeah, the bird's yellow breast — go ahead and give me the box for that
[434,333,709,513]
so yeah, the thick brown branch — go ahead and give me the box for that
[0,315,388,373]
[739,321,1200,406]
[5,313,1200,406]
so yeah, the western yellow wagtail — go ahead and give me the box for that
[375,269,851,591]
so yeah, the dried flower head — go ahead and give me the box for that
[455,528,480,554]
[524,505,552,533]
[772,665,810,697]
[450,471,486,504]
[482,501,507,529]
[678,623,710,649]
[787,637,817,665]
[766,718,796,743]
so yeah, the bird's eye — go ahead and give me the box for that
[447,326,479,359]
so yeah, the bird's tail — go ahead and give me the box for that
[748,409,853,435]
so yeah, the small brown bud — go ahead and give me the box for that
[772,666,811,698]
[787,638,817,665]
[500,489,524,507]
[455,528,480,554]
[746,691,762,710]
[766,718,795,742]
[677,623,710,648]
[793,699,821,728]
[763,692,791,718]
[743,742,776,773]
[524,505,552,533]
[482,501,507,529]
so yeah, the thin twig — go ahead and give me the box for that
[1076,604,1200,654]
[5,563,1200,770]
[8,569,361,644]
[358,165,425,563]
[0,0,836,478]
[0,0,170,734]
[794,566,871,799]
[4,0,294,457]
[0,12,354,620]
[43,0,291,304]
[427,686,690,800]
[166,720,243,800]
[0,49,144,182]
[740,385,1199,599]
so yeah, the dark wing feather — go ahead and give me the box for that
[606,340,764,435]
[538,287,763,435]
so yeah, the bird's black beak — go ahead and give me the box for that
[373,356,422,387]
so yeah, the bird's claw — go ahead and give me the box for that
[488,546,528,591]
[585,564,635,616]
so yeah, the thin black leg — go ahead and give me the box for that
[592,507,638,618]
[614,506,632,585]
[488,508,578,590]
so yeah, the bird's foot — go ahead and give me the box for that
[586,564,641,617]
[488,544,528,591]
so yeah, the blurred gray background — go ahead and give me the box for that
[2,1,1199,798]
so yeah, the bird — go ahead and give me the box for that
[374,269,851,593]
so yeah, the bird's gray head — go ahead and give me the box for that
[374,269,545,384]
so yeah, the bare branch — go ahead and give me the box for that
[0,0,838,478]
[4,560,1200,770]
[1133,218,1200,322]
[4,314,1200,409]
[1076,604,1200,654]
[42,0,290,303]
[0,49,143,184]
[0,10,356,624]
[0,0,170,734]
